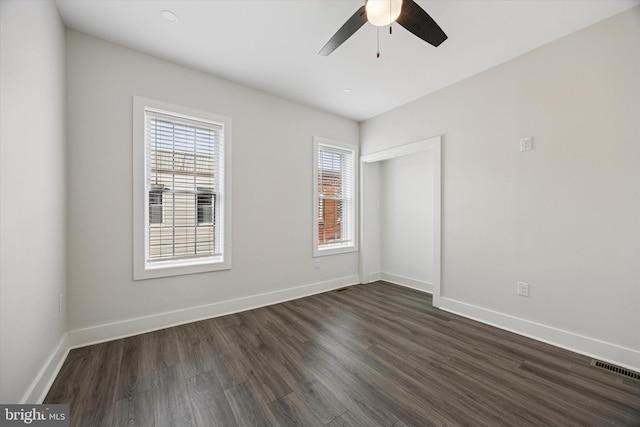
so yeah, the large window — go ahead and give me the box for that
[313,137,358,257]
[133,97,232,279]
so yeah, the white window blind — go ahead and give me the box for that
[145,109,224,265]
[314,139,357,255]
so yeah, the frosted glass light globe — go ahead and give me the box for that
[365,0,403,27]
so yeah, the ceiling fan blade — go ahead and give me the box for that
[396,0,447,47]
[319,5,368,56]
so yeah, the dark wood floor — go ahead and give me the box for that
[45,281,640,426]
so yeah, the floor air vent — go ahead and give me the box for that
[335,287,350,294]
[590,359,640,381]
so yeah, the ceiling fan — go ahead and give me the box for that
[319,0,447,56]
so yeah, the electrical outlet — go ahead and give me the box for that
[314,259,320,269]
[517,281,529,297]
[520,137,533,152]
[58,294,64,313]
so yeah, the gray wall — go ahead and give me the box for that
[65,31,359,338]
[0,0,67,403]
[361,8,640,356]
[380,151,435,290]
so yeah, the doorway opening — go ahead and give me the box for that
[359,136,442,307]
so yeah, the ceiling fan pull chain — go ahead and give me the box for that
[389,0,393,34]
[377,26,381,58]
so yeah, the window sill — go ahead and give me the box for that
[313,243,358,258]
[133,258,231,280]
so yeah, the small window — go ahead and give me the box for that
[149,186,164,224]
[133,97,232,280]
[313,137,358,257]
[197,189,214,224]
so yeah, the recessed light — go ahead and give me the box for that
[343,88,353,94]
[161,10,178,22]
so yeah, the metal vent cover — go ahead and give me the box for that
[334,287,351,294]
[590,359,640,381]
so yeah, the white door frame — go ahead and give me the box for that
[359,136,442,307]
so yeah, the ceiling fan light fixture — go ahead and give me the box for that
[365,0,403,27]
[318,0,446,56]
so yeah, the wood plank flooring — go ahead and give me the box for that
[44,281,640,426]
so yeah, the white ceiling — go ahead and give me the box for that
[54,0,639,122]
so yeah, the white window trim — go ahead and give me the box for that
[133,96,232,280]
[313,137,358,257]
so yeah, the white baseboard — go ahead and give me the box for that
[439,297,640,373]
[366,271,382,283]
[380,272,433,294]
[68,275,360,349]
[20,333,69,403]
